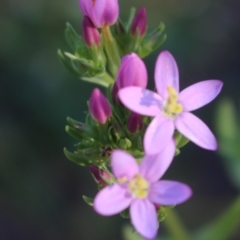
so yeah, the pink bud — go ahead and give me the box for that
[131,7,147,37]
[79,0,119,28]
[89,88,112,124]
[82,16,101,47]
[116,53,148,90]
[90,165,111,187]
[127,112,143,133]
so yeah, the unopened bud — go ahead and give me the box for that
[116,53,148,89]
[131,7,147,37]
[89,88,112,124]
[79,0,119,28]
[82,16,101,47]
[90,165,111,187]
[127,112,143,133]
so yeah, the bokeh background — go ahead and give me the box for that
[1,0,240,239]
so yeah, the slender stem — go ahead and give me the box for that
[101,25,120,78]
[164,208,191,240]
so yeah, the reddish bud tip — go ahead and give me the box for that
[89,88,112,124]
[127,112,143,133]
[131,7,147,37]
[82,16,101,47]
[90,165,111,187]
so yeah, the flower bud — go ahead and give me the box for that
[131,7,147,37]
[90,165,111,187]
[116,53,148,90]
[79,0,119,28]
[82,16,101,47]
[127,112,143,133]
[89,88,112,124]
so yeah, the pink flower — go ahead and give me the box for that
[119,51,223,155]
[94,143,192,239]
[89,88,112,124]
[79,0,119,28]
[82,16,101,47]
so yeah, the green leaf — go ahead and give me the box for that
[63,148,92,166]
[195,197,240,240]
[57,49,79,75]
[65,125,83,140]
[82,195,94,206]
[65,22,85,51]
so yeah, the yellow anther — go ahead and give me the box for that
[128,174,149,199]
[175,104,183,114]
[163,86,183,118]
[167,86,178,99]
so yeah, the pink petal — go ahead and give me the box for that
[155,51,179,99]
[94,184,132,216]
[144,114,175,155]
[111,150,139,179]
[175,112,217,150]
[149,180,192,205]
[92,0,119,27]
[118,87,162,117]
[140,139,175,182]
[130,199,158,239]
[179,80,223,111]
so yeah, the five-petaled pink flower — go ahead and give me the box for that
[119,51,223,155]
[94,143,192,239]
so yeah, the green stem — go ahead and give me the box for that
[101,25,120,78]
[102,72,114,85]
[164,208,191,240]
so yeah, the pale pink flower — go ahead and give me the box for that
[79,0,119,28]
[119,51,223,155]
[94,144,192,239]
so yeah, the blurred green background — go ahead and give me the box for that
[1,0,240,239]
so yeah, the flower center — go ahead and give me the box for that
[162,86,183,118]
[128,174,149,199]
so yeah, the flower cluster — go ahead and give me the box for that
[59,0,223,239]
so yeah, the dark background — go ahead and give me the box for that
[1,0,240,239]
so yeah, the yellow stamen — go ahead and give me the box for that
[128,174,149,199]
[163,86,183,118]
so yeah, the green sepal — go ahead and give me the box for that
[175,148,180,156]
[119,138,132,150]
[64,52,95,69]
[65,125,83,141]
[126,7,136,31]
[82,195,94,207]
[138,23,166,58]
[65,22,85,52]
[120,208,130,219]
[64,148,91,166]
[158,206,167,222]
[58,49,81,76]
[177,135,189,148]
[67,117,93,136]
